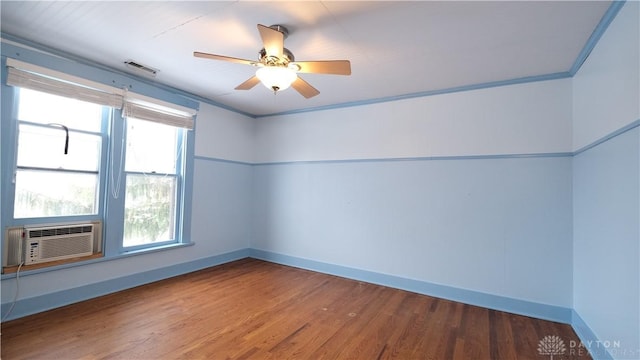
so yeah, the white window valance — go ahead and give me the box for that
[124,93,195,130]
[124,102,194,130]
[6,60,123,108]
[6,58,196,130]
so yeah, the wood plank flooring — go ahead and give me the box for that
[1,258,590,359]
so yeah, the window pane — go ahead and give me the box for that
[17,88,102,132]
[14,170,98,218]
[123,174,176,247]
[17,124,101,171]
[125,118,178,174]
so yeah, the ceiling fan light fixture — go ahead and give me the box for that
[194,23,350,98]
[256,66,297,92]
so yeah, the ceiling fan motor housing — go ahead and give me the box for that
[259,47,295,65]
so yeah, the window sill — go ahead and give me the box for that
[1,242,195,279]
[119,242,195,257]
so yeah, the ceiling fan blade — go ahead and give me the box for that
[257,24,283,59]
[235,76,261,90]
[291,77,320,99]
[194,52,256,66]
[292,60,351,75]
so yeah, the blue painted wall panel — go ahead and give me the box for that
[251,156,573,307]
[573,127,640,359]
[191,158,252,251]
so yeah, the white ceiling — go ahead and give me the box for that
[1,1,612,117]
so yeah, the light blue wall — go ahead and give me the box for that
[252,156,574,309]
[254,79,573,163]
[571,2,640,359]
[191,158,252,252]
[573,127,640,359]
[249,63,575,321]
[572,2,639,150]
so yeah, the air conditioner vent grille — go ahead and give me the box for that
[23,223,97,264]
[39,235,93,260]
[28,225,93,238]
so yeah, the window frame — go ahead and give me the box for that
[0,54,197,273]
[120,117,188,251]
[13,96,105,219]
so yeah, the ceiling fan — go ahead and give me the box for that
[194,24,351,99]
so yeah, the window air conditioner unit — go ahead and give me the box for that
[23,223,95,264]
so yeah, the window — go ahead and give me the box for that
[123,118,183,247]
[14,89,104,218]
[3,59,197,260]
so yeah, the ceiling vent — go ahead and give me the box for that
[124,60,158,77]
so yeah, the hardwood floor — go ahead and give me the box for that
[2,258,589,359]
